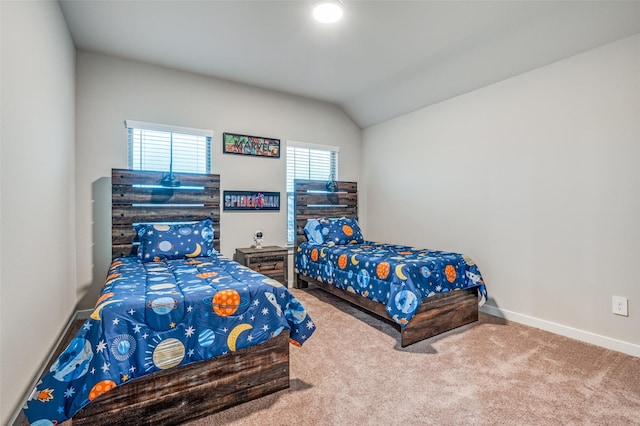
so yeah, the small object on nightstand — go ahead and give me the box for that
[253,230,263,249]
[233,246,288,285]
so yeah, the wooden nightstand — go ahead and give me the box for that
[233,246,288,285]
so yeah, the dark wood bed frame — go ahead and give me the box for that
[67,169,291,425]
[294,179,479,347]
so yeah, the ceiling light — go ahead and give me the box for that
[313,0,344,24]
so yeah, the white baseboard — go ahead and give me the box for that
[480,304,640,358]
[77,308,92,320]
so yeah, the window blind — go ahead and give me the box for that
[286,142,339,244]
[125,120,212,174]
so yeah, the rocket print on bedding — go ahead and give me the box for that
[24,254,315,425]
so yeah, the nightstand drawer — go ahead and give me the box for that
[248,257,284,273]
[234,246,289,286]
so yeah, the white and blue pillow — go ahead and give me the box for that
[304,219,325,245]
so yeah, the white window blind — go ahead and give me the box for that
[125,120,212,174]
[286,142,339,244]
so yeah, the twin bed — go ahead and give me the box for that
[23,171,487,425]
[23,169,315,425]
[293,179,487,347]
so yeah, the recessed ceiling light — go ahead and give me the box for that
[313,0,344,24]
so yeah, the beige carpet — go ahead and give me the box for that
[187,287,640,425]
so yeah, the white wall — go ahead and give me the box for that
[0,1,76,423]
[363,34,640,355]
[75,51,362,309]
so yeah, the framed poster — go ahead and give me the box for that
[223,191,280,211]
[223,132,280,158]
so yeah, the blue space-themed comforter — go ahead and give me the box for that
[295,241,486,327]
[24,254,315,425]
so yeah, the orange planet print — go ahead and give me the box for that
[89,380,116,401]
[289,339,302,347]
[185,259,201,265]
[197,271,218,279]
[337,254,348,269]
[376,262,391,279]
[311,249,319,262]
[445,265,456,283]
[398,251,412,255]
[213,289,241,316]
[342,225,353,237]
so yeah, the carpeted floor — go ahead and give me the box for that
[186,287,640,425]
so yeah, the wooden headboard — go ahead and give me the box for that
[111,168,221,258]
[293,179,358,248]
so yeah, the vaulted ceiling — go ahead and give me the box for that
[59,0,640,128]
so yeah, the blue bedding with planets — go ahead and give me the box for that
[295,241,487,327]
[24,254,315,424]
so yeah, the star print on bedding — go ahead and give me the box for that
[24,254,315,424]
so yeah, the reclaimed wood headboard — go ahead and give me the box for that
[293,179,358,248]
[111,168,221,258]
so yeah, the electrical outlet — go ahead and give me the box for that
[612,296,628,316]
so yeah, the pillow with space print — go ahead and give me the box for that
[319,217,364,245]
[135,218,215,261]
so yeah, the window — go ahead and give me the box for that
[125,120,212,174]
[286,141,339,245]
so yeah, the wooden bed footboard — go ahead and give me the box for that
[298,274,478,347]
[68,332,290,425]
